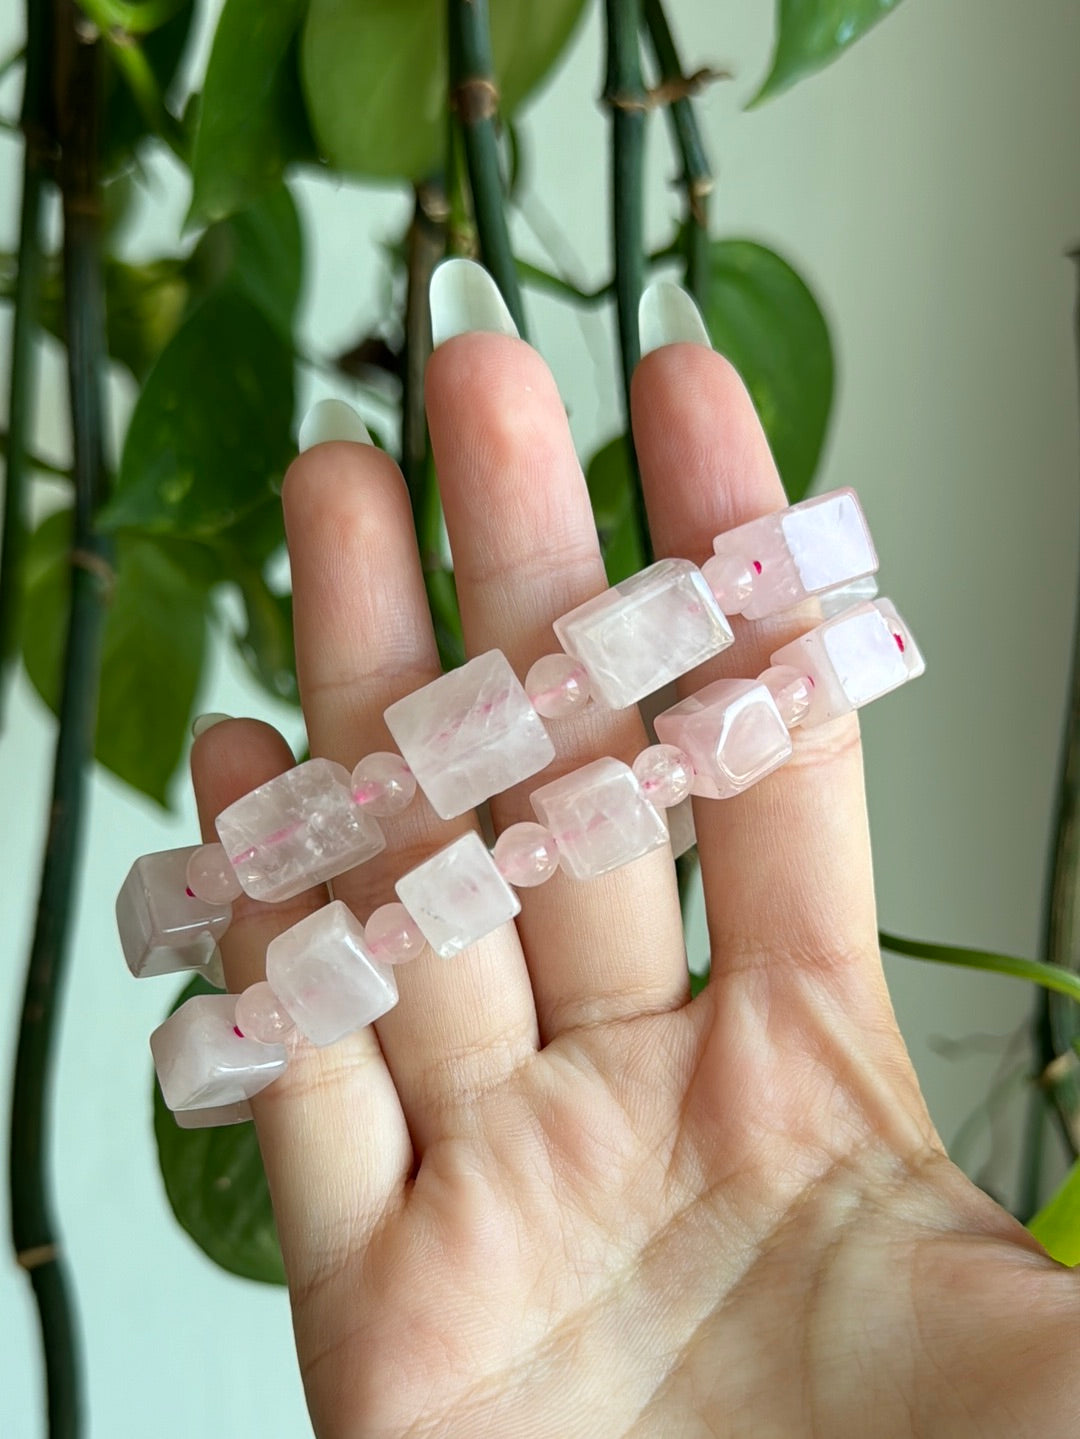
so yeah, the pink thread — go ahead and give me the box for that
[233,1026,244,1039]
[752,560,762,574]
[185,886,195,898]
[894,632,906,653]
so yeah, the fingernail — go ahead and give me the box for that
[298,399,373,453]
[638,280,711,356]
[430,258,519,348]
[191,712,232,738]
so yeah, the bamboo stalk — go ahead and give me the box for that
[602,0,652,564]
[8,5,113,1433]
[447,0,526,335]
[642,0,714,307]
[0,0,53,725]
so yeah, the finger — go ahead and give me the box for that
[282,436,539,1147]
[191,718,411,1285]
[426,322,686,1040]
[631,341,881,993]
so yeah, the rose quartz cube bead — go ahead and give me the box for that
[384,649,555,820]
[266,900,399,1047]
[186,842,243,904]
[710,489,877,621]
[395,832,521,958]
[493,822,559,887]
[350,752,416,816]
[552,559,734,710]
[531,758,670,880]
[173,1100,252,1129]
[655,679,793,799]
[364,903,427,964]
[216,757,385,903]
[769,598,924,726]
[665,798,697,859]
[150,994,288,1112]
[116,846,232,979]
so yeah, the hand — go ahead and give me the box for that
[191,295,1079,1438]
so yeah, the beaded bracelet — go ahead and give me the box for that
[116,488,923,1128]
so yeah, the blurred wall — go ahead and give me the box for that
[2,0,1079,1434]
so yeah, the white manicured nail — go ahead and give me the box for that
[298,399,373,453]
[638,280,711,356]
[430,258,519,348]
[191,712,232,738]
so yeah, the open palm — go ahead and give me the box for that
[192,311,1079,1437]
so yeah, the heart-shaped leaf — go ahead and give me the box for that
[699,239,834,503]
[1029,1159,1080,1267]
[154,975,285,1284]
[584,436,645,585]
[102,288,295,538]
[752,0,906,107]
[189,0,315,226]
[22,512,211,805]
[186,184,304,340]
[301,0,588,180]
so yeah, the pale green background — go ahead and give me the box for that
[2,0,1079,1434]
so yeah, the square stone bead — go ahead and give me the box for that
[116,846,231,979]
[150,994,288,1112]
[552,559,734,710]
[655,679,793,800]
[216,757,385,903]
[665,798,697,859]
[712,489,877,620]
[265,900,398,1047]
[530,758,670,880]
[174,1100,252,1129]
[384,650,555,820]
[769,598,925,727]
[395,832,520,958]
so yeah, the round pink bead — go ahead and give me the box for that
[365,903,427,963]
[702,552,754,615]
[632,744,695,809]
[186,842,243,903]
[235,982,296,1044]
[351,752,416,816]
[760,665,813,728]
[493,822,559,887]
[524,653,590,719]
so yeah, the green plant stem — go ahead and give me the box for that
[9,6,112,1435]
[402,181,447,531]
[447,0,525,335]
[880,931,1080,1008]
[0,0,52,727]
[602,0,652,565]
[642,0,713,306]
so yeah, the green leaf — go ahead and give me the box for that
[189,0,315,226]
[233,569,299,705]
[1029,1160,1080,1267]
[104,257,189,381]
[102,288,295,538]
[880,931,1080,1010]
[22,512,210,805]
[700,240,833,503]
[584,436,645,585]
[301,0,588,180]
[102,0,196,171]
[154,975,285,1284]
[186,184,304,340]
[752,0,905,107]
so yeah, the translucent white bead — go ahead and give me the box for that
[654,679,793,799]
[116,846,231,979]
[531,758,670,880]
[350,752,417,816]
[632,744,695,809]
[524,654,590,719]
[395,832,521,958]
[150,994,288,1111]
[364,902,427,963]
[701,552,754,616]
[185,842,243,904]
[759,665,813,729]
[493,822,559,887]
[235,981,296,1045]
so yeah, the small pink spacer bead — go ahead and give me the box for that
[493,821,560,887]
[701,552,755,616]
[759,665,813,728]
[524,654,591,719]
[364,902,427,963]
[350,752,417,817]
[185,842,243,904]
[632,744,695,809]
[234,982,296,1045]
